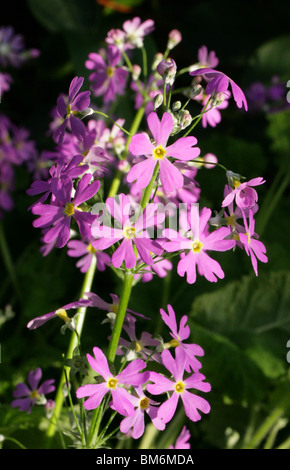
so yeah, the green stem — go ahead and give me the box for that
[182,98,212,137]
[141,46,148,79]
[93,110,131,136]
[0,221,22,301]
[107,270,134,363]
[2,436,27,449]
[45,255,97,445]
[122,104,146,159]
[140,163,160,210]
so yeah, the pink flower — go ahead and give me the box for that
[67,238,111,273]
[190,68,248,110]
[222,173,265,210]
[147,347,211,424]
[118,386,165,439]
[122,17,154,49]
[163,204,236,284]
[91,193,164,269]
[76,347,149,416]
[127,112,200,194]
[160,304,205,372]
[85,46,128,103]
[197,45,219,69]
[239,209,268,275]
[11,368,55,414]
[169,426,191,449]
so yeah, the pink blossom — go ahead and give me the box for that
[127,112,200,194]
[160,304,205,372]
[76,347,149,415]
[91,193,164,269]
[169,426,191,449]
[11,368,55,414]
[147,347,211,424]
[190,68,248,110]
[239,209,268,275]
[197,45,219,69]
[118,386,165,439]
[67,238,111,273]
[222,173,265,210]
[163,204,235,284]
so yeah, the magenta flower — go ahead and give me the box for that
[85,45,129,104]
[147,347,211,424]
[76,347,149,416]
[118,386,165,439]
[53,76,91,144]
[160,304,205,372]
[127,112,200,194]
[11,368,55,414]
[31,173,100,248]
[27,298,91,330]
[169,426,191,449]
[67,238,111,273]
[222,173,265,210]
[122,17,155,49]
[163,205,236,284]
[91,193,164,269]
[190,68,248,110]
[197,45,219,69]
[239,209,268,275]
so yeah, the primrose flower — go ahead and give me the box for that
[76,347,149,416]
[222,172,265,210]
[147,347,211,424]
[118,386,165,439]
[31,173,100,248]
[86,45,129,104]
[53,76,91,144]
[122,17,155,49]
[190,68,248,110]
[197,45,219,69]
[67,238,111,273]
[169,426,191,449]
[160,304,204,372]
[91,193,164,269]
[239,209,268,276]
[127,112,200,194]
[27,298,91,330]
[11,368,55,414]
[163,204,236,284]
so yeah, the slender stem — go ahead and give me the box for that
[0,221,22,301]
[122,104,146,159]
[140,163,160,210]
[107,270,134,363]
[182,97,212,137]
[93,110,131,136]
[2,436,27,449]
[45,255,97,444]
[141,46,148,79]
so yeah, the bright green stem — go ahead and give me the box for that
[45,255,97,444]
[122,104,146,159]
[182,97,212,137]
[242,394,290,449]
[93,110,131,136]
[0,221,22,301]
[140,163,160,210]
[107,270,134,363]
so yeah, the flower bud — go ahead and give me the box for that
[172,101,182,111]
[189,84,203,99]
[203,152,218,169]
[153,92,164,110]
[211,91,225,107]
[152,52,163,71]
[167,29,182,50]
[156,58,177,85]
[132,64,141,81]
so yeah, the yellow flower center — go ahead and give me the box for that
[139,397,150,410]
[87,243,97,254]
[111,303,119,314]
[64,202,75,216]
[245,232,251,244]
[107,377,118,389]
[135,341,142,352]
[153,145,167,160]
[232,177,241,188]
[30,390,39,400]
[55,308,70,323]
[191,240,203,253]
[123,225,136,240]
[225,214,236,228]
[168,338,180,348]
[107,66,115,77]
[174,380,185,394]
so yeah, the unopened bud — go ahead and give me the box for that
[167,29,182,50]
[203,153,218,169]
[154,92,164,110]
[152,52,164,71]
[180,109,192,129]
[172,101,182,111]
[156,58,177,85]
[190,84,203,99]
[212,91,225,107]
[132,64,141,81]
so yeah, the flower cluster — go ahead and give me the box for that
[24,17,268,448]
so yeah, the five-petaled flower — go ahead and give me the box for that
[147,347,211,424]
[127,111,200,194]
[11,368,55,414]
